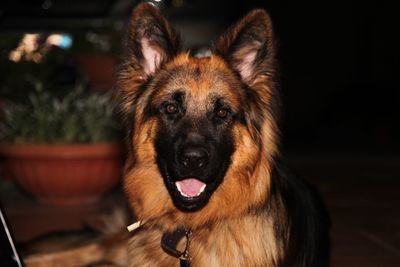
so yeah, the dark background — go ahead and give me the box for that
[1,0,399,156]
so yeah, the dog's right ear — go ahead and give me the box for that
[116,3,181,124]
[127,3,181,77]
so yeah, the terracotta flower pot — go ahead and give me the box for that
[0,143,124,205]
[75,54,116,91]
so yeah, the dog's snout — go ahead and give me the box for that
[180,147,209,169]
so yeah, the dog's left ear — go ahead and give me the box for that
[214,9,275,84]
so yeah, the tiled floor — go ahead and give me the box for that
[1,155,400,266]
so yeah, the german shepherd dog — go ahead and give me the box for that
[116,3,329,267]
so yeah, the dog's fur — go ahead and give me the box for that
[115,3,329,267]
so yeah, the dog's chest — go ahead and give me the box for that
[127,217,279,267]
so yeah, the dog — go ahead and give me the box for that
[115,3,330,267]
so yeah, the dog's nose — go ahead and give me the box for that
[180,148,209,169]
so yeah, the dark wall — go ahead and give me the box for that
[255,1,399,154]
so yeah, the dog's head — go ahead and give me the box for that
[117,3,280,230]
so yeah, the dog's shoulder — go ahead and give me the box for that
[268,158,331,267]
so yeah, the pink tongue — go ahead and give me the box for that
[176,178,206,197]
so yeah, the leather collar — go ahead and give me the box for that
[161,228,192,267]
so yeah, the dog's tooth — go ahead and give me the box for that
[176,182,189,197]
[195,185,206,197]
[200,184,206,193]
[176,183,182,193]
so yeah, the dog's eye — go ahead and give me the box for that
[165,104,178,114]
[216,108,229,119]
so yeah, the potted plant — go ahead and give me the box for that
[0,80,124,205]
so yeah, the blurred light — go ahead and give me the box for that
[9,50,21,62]
[46,34,73,49]
[9,33,72,63]
[24,34,39,52]
[9,34,40,62]
[47,34,62,46]
[59,35,72,49]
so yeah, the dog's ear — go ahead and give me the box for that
[214,9,275,84]
[215,10,279,148]
[116,3,181,126]
[127,3,181,77]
